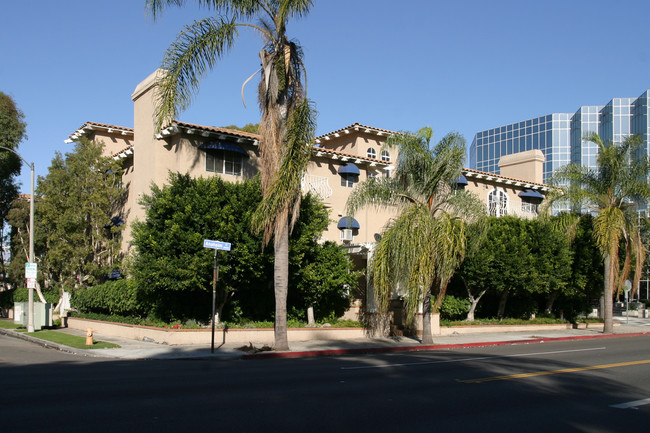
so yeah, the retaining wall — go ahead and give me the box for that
[68,317,366,345]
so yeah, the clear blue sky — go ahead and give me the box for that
[2,0,650,193]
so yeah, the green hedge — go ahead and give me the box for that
[6,287,60,304]
[439,295,471,320]
[71,279,145,317]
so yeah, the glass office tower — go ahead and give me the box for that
[469,90,650,184]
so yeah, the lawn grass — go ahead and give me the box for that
[0,319,22,330]
[16,328,120,349]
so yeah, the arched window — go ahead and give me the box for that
[381,150,391,162]
[367,148,377,159]
[488,189,509,217]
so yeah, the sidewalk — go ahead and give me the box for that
[2,317,649,361]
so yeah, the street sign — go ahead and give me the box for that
[25,262,37,279]
[203,239,231,251]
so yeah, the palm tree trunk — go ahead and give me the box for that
[603,255,614,334]
[421,285,433,345]
[273,221,290,351]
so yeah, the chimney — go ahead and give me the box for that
[498,150,545,184]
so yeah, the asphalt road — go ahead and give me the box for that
[2,333,650,432]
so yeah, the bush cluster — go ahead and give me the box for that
[71,279,144,317]
[6,287,60,304]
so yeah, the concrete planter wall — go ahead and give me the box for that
[66,315,597,346]
[439,322,604,335]
[68,317,366,346]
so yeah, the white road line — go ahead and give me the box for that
[610,398,650,409]
[339,347,607,370]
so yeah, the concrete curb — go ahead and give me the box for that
[242,331,650,360]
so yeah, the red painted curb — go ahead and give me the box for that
[241,332,650,360]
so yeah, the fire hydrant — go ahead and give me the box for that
[85,328,94,346]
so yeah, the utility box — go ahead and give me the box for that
[13,301,53,330]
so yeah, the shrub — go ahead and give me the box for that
[10,287,60,304]
[71,279,144,317]
[439,295,470,321]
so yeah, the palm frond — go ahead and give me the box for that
[154,17,238,132]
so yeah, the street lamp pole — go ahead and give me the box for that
[0,146,35,332]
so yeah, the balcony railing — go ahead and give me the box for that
[301,175,333,200]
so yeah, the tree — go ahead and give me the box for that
[458,216,533,320]
[130,173,273,322]
[0,92,26,290]
[288,194,360,323]
[556,214,603,322]
[456,216,572,321]
[346,127,484,344]
[35,138,126,290]
[130,173,356,323]
[547,133,650,333]
[221,123,259,134]
[147,0,317,350]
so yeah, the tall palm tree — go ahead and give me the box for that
[346,128,484,344]
[147,0,316,350]
[547,133,650,333]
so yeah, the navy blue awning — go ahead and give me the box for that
[199,140,248,156]
[107,270,122,280]
[337,217,360,229]
[519,189,544,199]
[456,175,468,185]
[104,216,124,229]
[338,163,360,175]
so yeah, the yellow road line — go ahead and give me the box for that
[458,359,650,384]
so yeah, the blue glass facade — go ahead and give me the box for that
[470,90,650,184]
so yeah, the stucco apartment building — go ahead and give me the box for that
[67,70,551,275]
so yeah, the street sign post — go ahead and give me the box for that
[203,239,231,352]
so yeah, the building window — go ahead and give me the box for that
[488,189,508,217]
[521,200,539,215]
[206,152,242,176]
[381,150,391,162]
[367,148,377,159]
[341,173,357,188]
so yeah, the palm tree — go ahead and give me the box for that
[147,0,316,350]
[346,128,484,344]
[547,133,650,333]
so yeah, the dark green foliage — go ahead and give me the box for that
[554,214,604,322]
[131,173,271,322]
[71,279,144,317]
[220,123,259,134]
[130,174,356,323]
[455,216,572,319]
[0,92,27,291]
[288,194,360,321]
[439,295,470,320]
[7,138,126,290]
[9,287,59,304]
[0,288,14,309]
